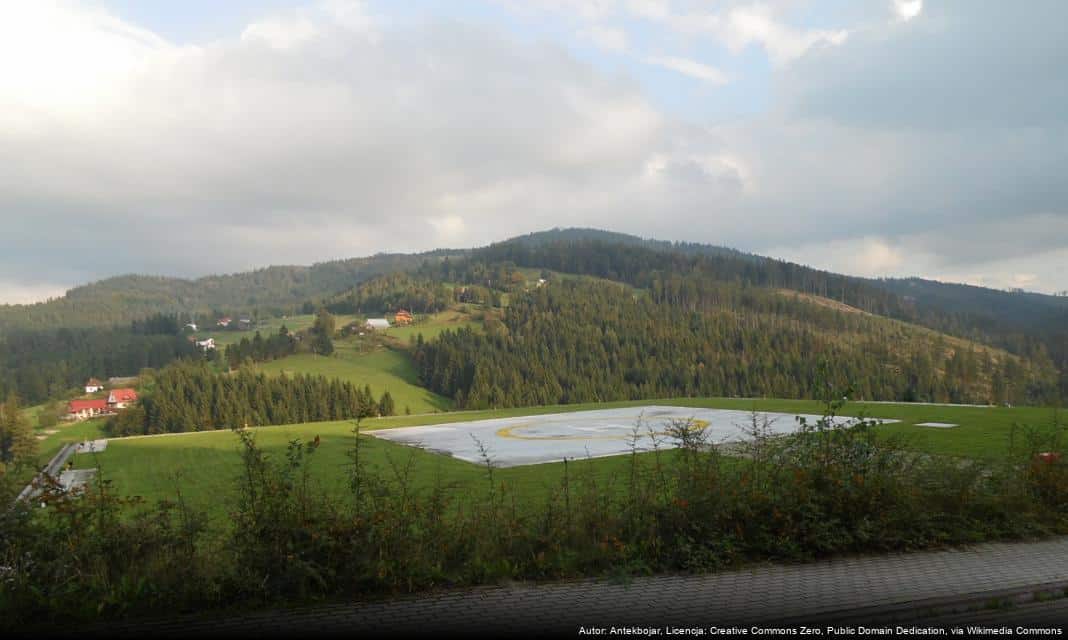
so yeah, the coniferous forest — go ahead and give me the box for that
[413,278,1058,409]
[0,230,1063,426]
[107,361,386,436]
[0,324,199,405]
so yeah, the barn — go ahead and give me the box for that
[364,318,390,331]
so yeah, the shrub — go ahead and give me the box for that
[4,395,1068,630]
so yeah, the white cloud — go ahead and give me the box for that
[504,1,848,66]
[893,0,923,22]
[0,0,709,295]
[627,2,848,66]
[0,280,69,305]
[0,0,1065,301]
[580,25,628,53]
[644,55,728,84]
[766,236,904,278]
[241,16,320,50]
[427,214,467,240]
[717,4,848,65]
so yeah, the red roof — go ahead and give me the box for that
[68,399,108,413]
[108,388,138,404]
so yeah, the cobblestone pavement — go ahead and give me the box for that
[918,597,1068,627]
[64,537,1068,637]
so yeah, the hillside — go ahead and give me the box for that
[413,277,1054,408]
[1,228,1064,409]
[0,252,455,332]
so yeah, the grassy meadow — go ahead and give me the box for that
[383,307,481,344]
[193,313,361,347]
[256,347,451,414]
[248,307,482,414]
[69,397,1064,526]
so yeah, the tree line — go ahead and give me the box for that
[107,361,396,436]
[0,323,200,405]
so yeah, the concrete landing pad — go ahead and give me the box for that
[75,439,108,453]
[58,468,97,492]
[371,406,898,467]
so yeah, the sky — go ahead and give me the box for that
[1,0,1066,303]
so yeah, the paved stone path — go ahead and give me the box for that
[15,442,77,503]
[59,536,1068,637]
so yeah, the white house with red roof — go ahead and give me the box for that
[67,398,108,420]
[107,388,138,409]
[84,378,104,393]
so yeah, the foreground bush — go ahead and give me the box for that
[2,398,1067,629]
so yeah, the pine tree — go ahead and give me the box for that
[378,391,395,417]
[0,393,36,468]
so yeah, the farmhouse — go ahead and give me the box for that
[68,399,108,420]
[107,388,138,409]
[195,337,216,351]
[84,378,103,393]
[395,309,414,325]
[365,318,390,331]
[217,316,232,328]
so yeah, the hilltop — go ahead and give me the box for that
[0,228,1064,407]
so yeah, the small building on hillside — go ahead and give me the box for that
[394,310,414,325]
[184,322,198,332]
[108,376,138,387]
[238,317,253,330]
[68,399,108,420]
[107,388,138,410]
[217,316,232,328]
[195,338,216,351]
[364,318,390,331]
[84,378,104,394]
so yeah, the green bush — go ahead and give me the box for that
[4,397,1068,630]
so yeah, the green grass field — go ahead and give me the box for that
[194,314,360,347]
[384,308,481,344]
[247,308,481,415]
[33,418,106,461]
[69,397,1064,527]
[256,347,452,414]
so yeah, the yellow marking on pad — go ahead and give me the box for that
[495,419,710,441]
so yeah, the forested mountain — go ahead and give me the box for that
[412,275,1057,409]
[470,230,1067,393]
[3,227,1064,411]
[323,273,456,315]
[868,277,1068,367]
[0,252,455,333]
[4,227,1063,364]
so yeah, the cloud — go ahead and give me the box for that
[643,55,727,84]
[241,15,320,50]
[715,4,848,66]
[627,2,849,66]
[0,280,70,305]
[893,0,923,22]
[579,25,628,53]
[0,0,1065,302]
[0,0,722,296]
